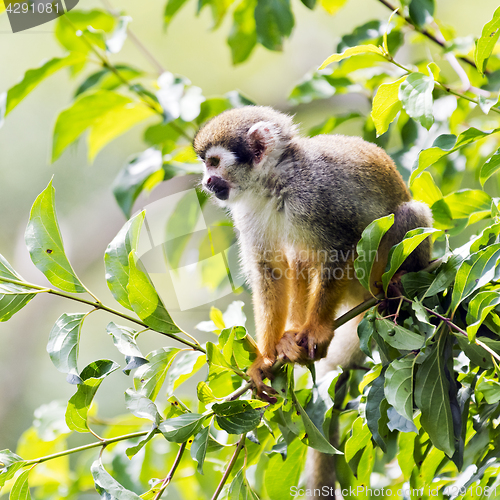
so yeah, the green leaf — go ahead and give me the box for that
[338,19,392,51]
[213,400,267,416]
[164,0,190,26]
[10,469,31,500]
[264,438,306,500]
[91,460,141,500]
[133,347,180,401]
[420,446,445,485]
[466,291,500,341]
[319,44,384,69]
[345,417,371,464]
[52,90,133,162]
[66,360,120,433]
[47,313,86,385]
[371,77,405,136]
[197,381,218,404]
[166,351,206,393]
[25,180,86,294]
[410,128,498,184]
[474,6,500,75]
[354,214,394,293]
[289,73,337,105]
[471,222,500,253]
[376,317,424,351]
[382,227,440,291]
[106,322,148,375]
[74,65,143,97]
[104,211,145,310]
[365,373,388,452]
[384,356,415,420]
[409,0,434,28]
[190,426,210,474]
[125,388,161,425]
[476,375,500,404]
[399,72,435,130]
[6,53,86,117]
[357,312,376,358]
[126,427,157,459]
[401,270,435,299]
[0,255,37,322]
[228,0,257,64]
[291,391,341,454]
[88,102,154,162]
[424,254,462,298]
[127,251,182,334]
[451,244,500,315]
[159,414,206,443]
[228,469,259,500]
[112,149,163,218]
[414,347,454,456]
[411,171,443,207]
[480,149,500,186]
[55,9,116,54]
[255,0,294,51]
[0,450,25,488]
[397,432,415,480]
[443,189,492,222]
[216,407,263,434]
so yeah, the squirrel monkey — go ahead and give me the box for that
[194,106,433,397]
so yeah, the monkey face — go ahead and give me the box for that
[200,145,240,202]
[194,106,297,204]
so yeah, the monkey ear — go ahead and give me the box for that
[247,121,278,165]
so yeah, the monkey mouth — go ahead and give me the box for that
[205,176,230,200]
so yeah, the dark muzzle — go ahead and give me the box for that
[205,176,230,200]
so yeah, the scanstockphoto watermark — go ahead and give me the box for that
[290,485,500,498]
[254,247,378,283]
[2,0,79,33]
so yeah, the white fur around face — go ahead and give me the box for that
[204,145,237,172]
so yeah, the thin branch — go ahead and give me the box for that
[384,52,500,116]
[153,442,187,500]
[99,0,166,75]
[400,296,500,363]
[23,430,150,467]
[376,0,486,74]
[211,435,246,500]
[0,275,205,353]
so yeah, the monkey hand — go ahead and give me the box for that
[247,355,278,404]
[276,327,332,364]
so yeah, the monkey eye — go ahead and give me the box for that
[207,156,220,167]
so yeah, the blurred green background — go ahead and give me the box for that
[0,0,497,451]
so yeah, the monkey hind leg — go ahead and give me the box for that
[386,200,433,272]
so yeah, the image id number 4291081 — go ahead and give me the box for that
[6,2,61,13]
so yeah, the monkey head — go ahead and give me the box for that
[193,106,297,205]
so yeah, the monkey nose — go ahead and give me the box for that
[205,176,230,200]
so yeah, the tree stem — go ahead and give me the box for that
[153,442,187,500]
[375,0,485,74]
[23,430,150,466]
[0,275,205,353]
[211,435,246,500]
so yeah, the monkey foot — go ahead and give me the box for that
[276,329,331,364]
[247,356,278,404]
